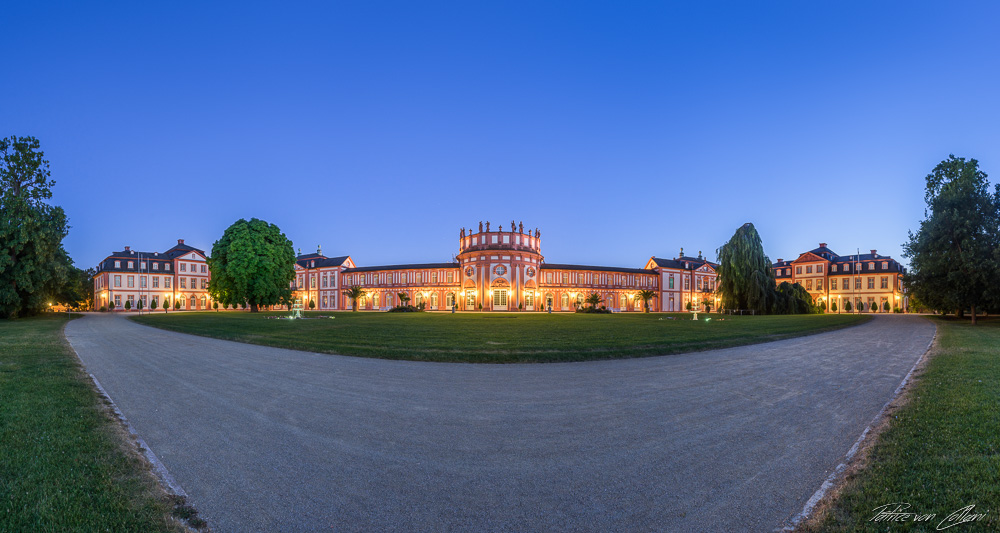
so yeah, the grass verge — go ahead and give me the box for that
[803,316,1000,532]
[131,311,869,363]
[0,314,202,532]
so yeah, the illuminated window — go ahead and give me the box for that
[881,277,888,289]
[855,278,861,290]
[560,293,568,309]
[831,279,837,290]
[806,279,813,290]
[432,272,438,283]
[816,279,822,290]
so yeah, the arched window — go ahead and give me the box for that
[545,293,554,309]
[190,296,197,309]
[415,293,424,307]
[576,294,584,307]
[620,294,627,308]
[373,293,380,309]
[201,296,207,308]
[386,294,394,308]
[560,293,569,309]
[431,293,439,308]
[445,292,455,307]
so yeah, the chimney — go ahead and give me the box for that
[124,246,130,252]
[178,239,185,245]
[698,251,703,259]
[871,249,877,256]
[680,247,684,257]
[777,258,783,263]
[317,245,322,255]
[819,243,826,248]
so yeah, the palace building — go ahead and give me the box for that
[291,222,720,312]
[771,243,908,312]
[93,239,211,311]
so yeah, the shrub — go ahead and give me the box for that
[883,301,891,312]
[844,300,853,312]
[308,299,316,310]
[99,305,107,312]
[831,301,838,312]
[124,300,132,311]
[174,300,181,310]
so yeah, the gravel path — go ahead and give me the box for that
[65,313,935,532]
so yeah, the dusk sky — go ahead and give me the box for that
[3,2,999,269]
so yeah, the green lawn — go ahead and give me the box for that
[0,315,193,532]
[131,311,868,363]
[807,317,1000,532]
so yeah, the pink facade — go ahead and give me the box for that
[292,224,719,312]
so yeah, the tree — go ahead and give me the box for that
[773,282,816,315]
[585,292,602,309]
[108,300,116,312]
[0,136,72,318]
[163,297,169,313]
[207,218,296,312]
[397,291,411,308]
[174,299,181,310]
[819,301,826,313]
[702,299,712,313]
[637,289,655,313]
[883,300,891,312]
[343,285,365,312]
[844,300,852,313]
[124,299,132,311]
[150,298,158,312]
[308,299,315,310]
[716,223,775,314]
[904,155,1000,325]
[136,298,144,313]
[686,301,693,311]
[831,301,838,313]
[213,300,219,312]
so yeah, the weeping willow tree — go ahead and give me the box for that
[716,223,776,314]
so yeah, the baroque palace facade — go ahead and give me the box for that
[91,228,906,314]
[93,239,211,311]
[291,222,719,313]
[771,243,908,312]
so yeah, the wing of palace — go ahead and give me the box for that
[92,226,908,313]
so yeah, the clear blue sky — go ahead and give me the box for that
[3,1,999,269]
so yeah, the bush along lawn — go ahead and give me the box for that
[805,316,1000,532]
[0,314,202,531]
[131,311,869,363]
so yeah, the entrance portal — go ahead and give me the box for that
[492,289,508,311]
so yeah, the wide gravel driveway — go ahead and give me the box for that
[66,314,934,532]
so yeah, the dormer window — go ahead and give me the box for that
[868,262,875,270]
[831,265,837,272]
[114,260,121,268]
[165,264,170,271]
[882,261,888,269]
[153,263,159,270]
[127,261,134,269]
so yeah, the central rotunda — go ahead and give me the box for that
[456,220,543,311]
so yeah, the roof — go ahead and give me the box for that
[342,262,459,273]
[296,255,351,268]
[649,257,718,270]
[540,263,653,275]
[164,243,206,259]
[772,250,905,274]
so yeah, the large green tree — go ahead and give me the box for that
[0,136,72,318]
[716,223,776,314]
[903,155,1000,325]
[207,218,295,312]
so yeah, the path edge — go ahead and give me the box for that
[778,316,938,531]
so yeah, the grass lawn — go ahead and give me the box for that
[806,317,1000,532]
[131,311,868,363]
[0,314,192,532]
